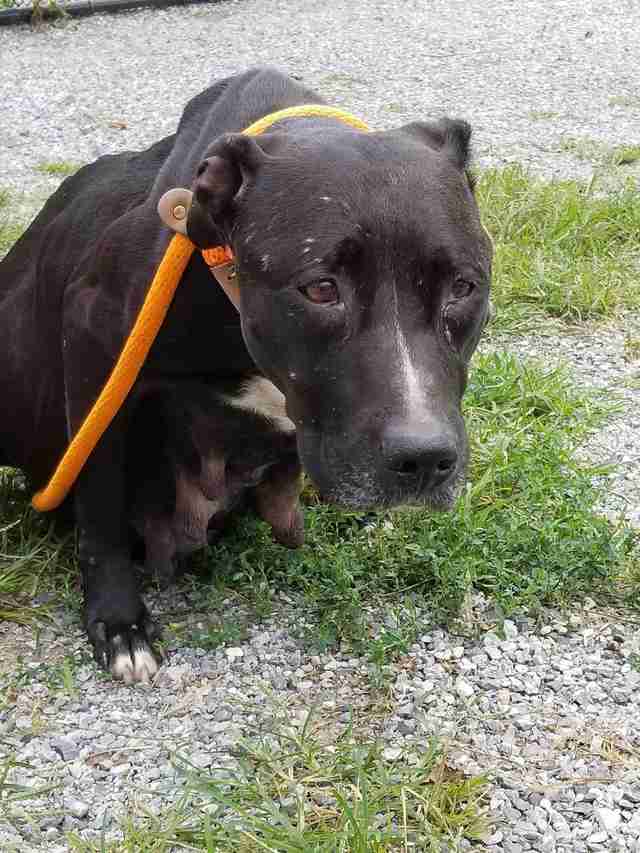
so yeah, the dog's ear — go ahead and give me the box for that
[187,134,266,248]
[400,118,472,171]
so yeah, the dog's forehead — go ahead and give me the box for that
[260,129,456,192]
[247,128,474,223]
[239,143,485,275]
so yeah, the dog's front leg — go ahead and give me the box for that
[63,275,160,684]
[75,410,160,684]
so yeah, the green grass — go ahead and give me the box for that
[0,190,25,259]
[0,748,61,848]
[611,145,640,166]
[68,713,488,852]
[0,221,23,258]
[528,110,559,121]
[556,136,609,163]
[624,334,640,363]
[0,469,76,624]
[35,161,81,177]
[1,654,80,705]
[477,165,640,328]
[0,1,67,18]
[172,615,250,652]
[609,95,640,109]
[556,136,640,167]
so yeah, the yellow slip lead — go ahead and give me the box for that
[241,104,370,137]
[32,105,370,511]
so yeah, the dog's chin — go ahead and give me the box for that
[310,469,465,513]
[401,481,461,512]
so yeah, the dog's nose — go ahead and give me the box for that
[381,424,458,488]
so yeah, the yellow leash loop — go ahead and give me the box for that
[241,104,370,137]
[32,105,370,511]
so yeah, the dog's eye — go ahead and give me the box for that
[299,280,340,305]
[452,278,476,299]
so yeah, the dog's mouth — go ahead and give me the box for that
[315,467,465,511]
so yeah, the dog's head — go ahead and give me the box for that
[187,119,492,509]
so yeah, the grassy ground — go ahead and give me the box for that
[35,161,81,177]
[66,717,487,852]
[477,165,640,328]
[0,190,26,258]
[172,352,634,656]
[1,164,640,850]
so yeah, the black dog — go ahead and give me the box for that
[0,67,491,682]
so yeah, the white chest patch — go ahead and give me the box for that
[227,377,295,433]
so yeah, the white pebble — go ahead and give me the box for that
[503,619,518,640]
[382,747,402,761]
[596,806,621,832]
[455,677,475,699]
[225,647,244,660]
[67,799,89,819]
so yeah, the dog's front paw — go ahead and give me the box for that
[88,611,161,685]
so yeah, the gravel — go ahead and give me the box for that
[1,0,639,217]
[1,594,639,851]
[1,1,640,850]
